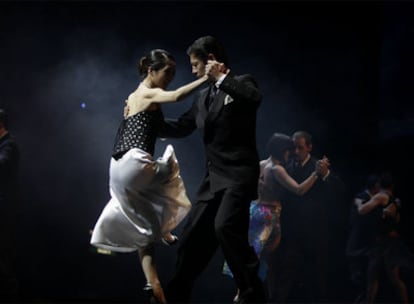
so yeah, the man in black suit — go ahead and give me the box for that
[0,109,19,301]
[160,36,266,303]
[273,130,345,303]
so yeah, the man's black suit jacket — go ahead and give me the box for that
[159,73,262,200]
[281,156,345,239]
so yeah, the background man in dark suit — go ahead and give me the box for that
[160,36,266,303]
[0,109,20,301]
[273,130,345,303]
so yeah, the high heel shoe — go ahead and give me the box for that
[143,283,163,304]
[161,234,179,246]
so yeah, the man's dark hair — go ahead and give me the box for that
[187,35,229,66]
[0,109,8,129]
[292,130,312,146]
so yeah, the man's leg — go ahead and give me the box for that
[215,187,266,303]
[349,256,367,303]
[303,235,329,302]
[166,198,220,303]
[272,238,304,303]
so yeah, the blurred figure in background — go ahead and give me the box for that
[346,174,381,303]
[357,172,414,303]
[0,108,20,301]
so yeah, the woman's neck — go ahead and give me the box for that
[270,157,281,166]
[142,79,153,88]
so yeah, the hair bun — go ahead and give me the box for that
[138,56,150,75]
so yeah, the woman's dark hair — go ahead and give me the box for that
[138,49,175,79]
[186,35,229,66]
[366,174,380,190]
[266,133,294,161]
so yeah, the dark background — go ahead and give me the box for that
[1,1,413,303]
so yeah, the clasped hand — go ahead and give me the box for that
[205,60,227,81]
[315,156,330,177]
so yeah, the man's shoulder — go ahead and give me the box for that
[233,73,256,82]
[355,191,370,201]
[225,71,256,82]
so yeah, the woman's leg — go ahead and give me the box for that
[138,244,166,304]
[387,265,409,303]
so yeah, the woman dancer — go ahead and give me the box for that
[90,49,208,303]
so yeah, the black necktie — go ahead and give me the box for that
[206,85,218,109]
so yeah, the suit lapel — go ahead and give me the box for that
[207,71,236,122]
[196,88,210,131]
[206,90,225,122]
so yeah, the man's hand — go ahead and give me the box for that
[316,156,330,177]
[383,202,398,220]
[205,60,227,81]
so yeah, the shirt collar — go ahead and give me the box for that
[299,154,311,167]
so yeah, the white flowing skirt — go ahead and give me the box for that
[90,144,191,252]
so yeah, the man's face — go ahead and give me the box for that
[189,54,206,78]
[293,137,312,162]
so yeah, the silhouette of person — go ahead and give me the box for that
[0,109,20,301]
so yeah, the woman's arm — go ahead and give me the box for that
[126,75,208,116]
[130,75,208,106]
[358,192,388,215]
[273,165,318,196]
[158,100,198,138]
